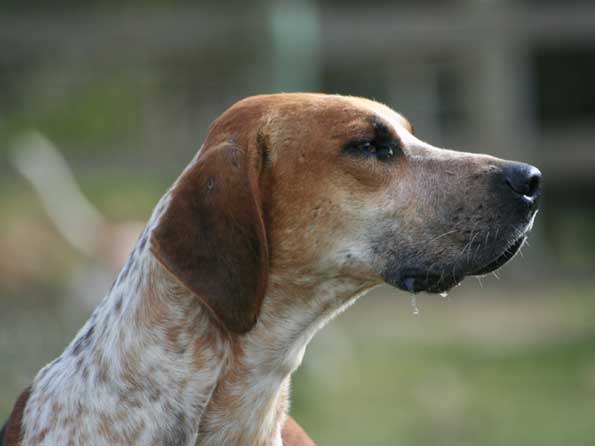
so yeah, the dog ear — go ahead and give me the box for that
[150,137,268,334]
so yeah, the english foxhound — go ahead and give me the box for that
[1,93,541,445]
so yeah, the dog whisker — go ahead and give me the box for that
[426,229,459,244]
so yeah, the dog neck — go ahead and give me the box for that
[24,226,373,446]
[197,273,374,446]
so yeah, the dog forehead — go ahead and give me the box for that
[226,93,406,121]
[209,94,414,154]
[343,96,413,135]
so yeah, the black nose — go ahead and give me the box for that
[503,162,542,199]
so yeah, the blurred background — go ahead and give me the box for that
[1,0,594,444]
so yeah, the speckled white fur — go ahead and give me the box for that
[19,186,377,446]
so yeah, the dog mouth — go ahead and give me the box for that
[384,208,538,295]
[468,235,526,276]
[389,233,528,295]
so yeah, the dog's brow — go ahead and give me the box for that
[358,99,411,136]
[369,117,402,147]
[371,119,391,139]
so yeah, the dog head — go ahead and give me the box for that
[151,93,541,333]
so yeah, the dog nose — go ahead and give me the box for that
[503,162,542,199]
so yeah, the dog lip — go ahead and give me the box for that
[385,217,534,294]
[392,271,463,294]
[468,235,526,276]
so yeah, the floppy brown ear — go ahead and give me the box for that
[150,138,268,334]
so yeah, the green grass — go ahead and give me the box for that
[289,285,595,446]
[293,339,595,445]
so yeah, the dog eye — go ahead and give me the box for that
[357,141,375,152]
[347,140,397,162]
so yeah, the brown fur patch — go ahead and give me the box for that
[2,387,31,446]
[151,139,269,334]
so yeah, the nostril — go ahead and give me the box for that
[526,169,541,197]
[504,163,542,198]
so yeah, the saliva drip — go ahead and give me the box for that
[410,294,420,316]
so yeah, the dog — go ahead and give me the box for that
[1,93,541,445]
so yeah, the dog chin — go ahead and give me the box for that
[383,234,527,294]
[384,269,464,294]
